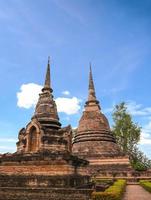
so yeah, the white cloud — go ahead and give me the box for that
[17,83,42,109]
[17,83,81,115]
[62,90,70,96]
[56,97,81,115]
[126,101,151,116]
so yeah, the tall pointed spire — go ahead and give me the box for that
[85,63,100,111]
[33,58,61,129]
[42,56,52,92]
[88,63,97,102]
[89,63,95,91]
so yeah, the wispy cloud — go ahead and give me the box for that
[62,90,70,96]
[105,101,151,117]
[126,101,151,116]
[52,0,85,24]
[101,87,125,97]
[104,100,151,152]
[0,145,16,153]
[104,38,149,93]
[140,121,151,145]
[0,146,13,150]
[0,138,17,142]
[0,1,65,49]
[0,138,17,154]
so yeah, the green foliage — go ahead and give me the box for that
[92,180,126,200]
[139,180,151,193]
[131,146,151,171]
[112,102,151,171]
[112,102,141,154]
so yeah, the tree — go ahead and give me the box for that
[112,102,141,154]
[112,102,151,171]
[131,146,151,171]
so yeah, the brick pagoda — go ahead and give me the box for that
[72,65,130,175]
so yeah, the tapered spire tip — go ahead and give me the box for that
[89,63,95,90]
[88,63,97,102]
[48,56,50,64]
[42,57,52,92]
[89,62,92,72]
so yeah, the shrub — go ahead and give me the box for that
[92,180,126,200]
[139,180,151,193]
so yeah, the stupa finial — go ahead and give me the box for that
[88,63,96,102]
[42,57,52,92]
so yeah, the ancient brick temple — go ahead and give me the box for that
[1,59,146,200]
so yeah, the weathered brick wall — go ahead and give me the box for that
[0,174,89,188]
[0,187,93,200]
[0,164,74,175]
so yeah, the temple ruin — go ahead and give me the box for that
[0,59,150,200]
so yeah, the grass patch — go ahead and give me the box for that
[140,180,151,193]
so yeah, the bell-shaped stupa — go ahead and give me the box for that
[72,65,121,158]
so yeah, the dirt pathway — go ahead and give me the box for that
[123,185,151,200]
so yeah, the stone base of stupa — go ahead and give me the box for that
[0,151,92,200]
[0,187,93,200]
[84,155,151,183]
[88,156,131,176]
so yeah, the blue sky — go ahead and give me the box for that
[0,0,151,157]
